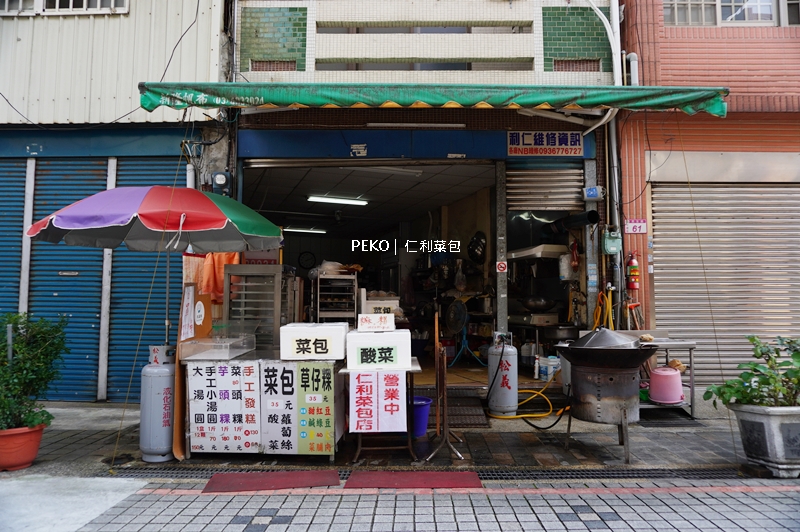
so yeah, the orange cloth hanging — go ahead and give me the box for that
[200,252,240,304]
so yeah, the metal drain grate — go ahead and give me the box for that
[106,466,739,481]
[106,466,353,480]
[476,467,741,481]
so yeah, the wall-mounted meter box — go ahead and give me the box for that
[582,186,606,201]
[602,231,622,254]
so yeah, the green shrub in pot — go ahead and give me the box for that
[703,335,800,478]
[703,335,800,408]
[0,313,69,430]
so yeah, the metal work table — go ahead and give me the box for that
[639,339,697,418]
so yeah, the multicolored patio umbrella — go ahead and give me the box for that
[27,186,283,253]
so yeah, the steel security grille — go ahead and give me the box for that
[108,157,186,403]
[30,158,107,401]
[506,166,584,211]
[652,184,800,387]
[0,159,27,314]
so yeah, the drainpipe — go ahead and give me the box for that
[586,0,624,328]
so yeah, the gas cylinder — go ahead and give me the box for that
[487,341,518,416]
[140,345,175,462]
[626,251,640,291]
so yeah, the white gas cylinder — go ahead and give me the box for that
[487,342,518,416]
[140,360,175,462]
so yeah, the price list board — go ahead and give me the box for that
[260,360,337,456]
[186,360,261,454]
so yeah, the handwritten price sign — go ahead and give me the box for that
[624,219,647,234]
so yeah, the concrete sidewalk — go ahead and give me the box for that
[2,398,797,532]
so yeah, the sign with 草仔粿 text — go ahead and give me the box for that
[507,131,584,157]
[349,370,407,433]
[187,361,261,454]
[260,360,337,455]
[357,313,395,332]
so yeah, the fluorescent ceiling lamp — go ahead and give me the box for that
[366,123,466,128]
[283,227,327,234]
[339,166,423,177]
[308,195,368,206]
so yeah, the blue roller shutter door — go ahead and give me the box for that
[30,159,107,401]
[0,159,27,314]
[107,157,186,403]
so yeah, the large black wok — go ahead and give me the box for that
[555,327,657,369]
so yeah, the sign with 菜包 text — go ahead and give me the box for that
[280,323,347,360]
[260,360,336,455]
[187,361,261,454]
[349,370,407,433]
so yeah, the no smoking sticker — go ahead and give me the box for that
[496,261,508,273]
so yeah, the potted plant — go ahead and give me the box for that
[703,334,800,478]
[0,313,68,471]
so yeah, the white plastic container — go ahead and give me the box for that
[346,329,412,370]
[540,356,561,381]
[280,322,348,360]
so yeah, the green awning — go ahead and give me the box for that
[138,82,729,117]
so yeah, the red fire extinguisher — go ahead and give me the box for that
[626,251,640,291]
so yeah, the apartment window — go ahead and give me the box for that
[664,0,719,24]
[251,60,297,72]
[554,59,601,72]
[663,0,797,24]
[786,0,799,21]
[1,0,127,15]
[721,0,773,20]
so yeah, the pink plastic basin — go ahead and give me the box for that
[649,366,685,404]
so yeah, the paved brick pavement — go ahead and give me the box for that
[76,480,800,532]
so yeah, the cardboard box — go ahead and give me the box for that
[346,329,412,370]
[279,323,348,360]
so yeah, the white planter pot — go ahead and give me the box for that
[727,403,800,478]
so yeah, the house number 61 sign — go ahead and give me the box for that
[624,219,647,234]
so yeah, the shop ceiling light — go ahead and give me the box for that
[307,196,368,206]
[339,166,423,177]
[283,227,327,234]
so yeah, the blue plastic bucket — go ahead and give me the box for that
[412,396,433,438]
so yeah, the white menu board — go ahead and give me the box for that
[260,360,337,455]
[187,360,261,453]
[349,370,407,433]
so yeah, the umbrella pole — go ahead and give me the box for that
[165,250,170,345]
